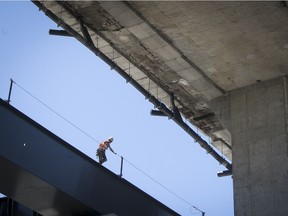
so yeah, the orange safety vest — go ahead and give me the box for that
[99,141,109,150]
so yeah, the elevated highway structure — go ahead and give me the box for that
[29,1,288,215]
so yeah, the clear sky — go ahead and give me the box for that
[0,2,233,215]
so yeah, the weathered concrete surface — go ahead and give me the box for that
[31,1,288,214]
[33,1,288,163]
[33,0,288,162]
[212,77,288,215]
[34,1,288,160]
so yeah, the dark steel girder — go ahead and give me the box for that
[0,99,180,216]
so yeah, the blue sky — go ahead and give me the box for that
[0,2,233,215]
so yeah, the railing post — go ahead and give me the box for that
[7,198,14,216]
[119,156,124,178]
[7,79,14,104]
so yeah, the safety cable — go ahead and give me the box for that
[10,79,205,215]
[12,80,100,144]
[118,154,205,215]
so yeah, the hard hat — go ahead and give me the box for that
[108,137,114,142]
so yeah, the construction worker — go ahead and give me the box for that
[96,137,116,164]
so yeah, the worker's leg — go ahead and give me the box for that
[98,150,105,164]
[102,152,107,164]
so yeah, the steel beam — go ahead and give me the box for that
[49,29,72,37]
[0,99,179,216]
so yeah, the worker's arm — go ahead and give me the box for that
[108,146,116,154]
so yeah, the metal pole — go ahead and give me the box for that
[49,29,72,37]
[7,79,13,104]
[120,156,124,178]
[7,198,14,216]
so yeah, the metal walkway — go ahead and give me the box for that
[0,99,179,216]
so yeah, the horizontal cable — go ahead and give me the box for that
[12,80,100,144]
[11,79,205,215]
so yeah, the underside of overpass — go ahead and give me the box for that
[32,1,288,163]
[24,1,288,215]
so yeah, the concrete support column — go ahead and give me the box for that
[229,77,288,216]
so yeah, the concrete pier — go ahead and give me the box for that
[212,77,288,215]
